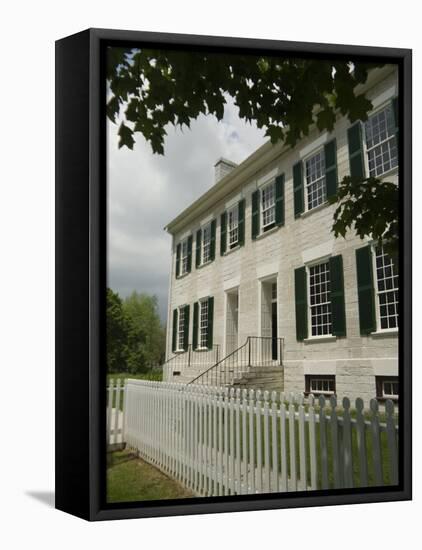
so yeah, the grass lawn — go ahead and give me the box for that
[107,450,194,502]
[108,371,163,383]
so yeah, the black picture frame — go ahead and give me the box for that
[55,28,412,521]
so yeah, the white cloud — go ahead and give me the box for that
[107,95,267,320]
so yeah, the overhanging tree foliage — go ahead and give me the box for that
[107,48,398,256]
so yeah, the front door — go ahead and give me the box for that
[225,291,239,355]
[271,301,278,360]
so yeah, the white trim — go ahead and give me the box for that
[371,328,399,338]
[254,223,280,241]
[371,85,396,109]
[200,214,214,227]
[303,147,327,212]
[302,241,334,265]
[225,192,241,210]
[299,132,328,159]
[304,336,337,344]
[257,167,278,187]
[362,101,398,179]
[178,230,191,242]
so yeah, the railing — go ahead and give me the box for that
[123,380,399,496]
[163,345,220,380]
[189,336,283,386]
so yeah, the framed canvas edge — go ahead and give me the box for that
[55,27,412,522]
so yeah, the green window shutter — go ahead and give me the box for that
[183,305,190,351]
[210,220,216,261]
[192,302,199,350]
[329,254,346,337]
[175,244,181,278]
[293,161,304,218]
[195,229,201,268]
[347,123,365,179]
[275,174,285,226]
[207,296,214,349]
[294,266,308,341]
[172,308,178,352]
[187,235,193,273]
[238,199,245,246]
[220,212,227,256]
[251,190,260,239]
[355,245,376,335]
[324,139,338,200]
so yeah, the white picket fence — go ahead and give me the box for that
[106,378,125,446]
[117,379,399,496]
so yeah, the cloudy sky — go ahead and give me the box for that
[107,95,267,321]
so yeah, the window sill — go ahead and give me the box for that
[304,335,337,344]
[370,329,399,339]
[174,349,186,354]
[176,271,190,280]
[194,347,210,352]
[255,224,280,241]
[300,201,329,219]
[223,244,240,257]
[196,260,213,270]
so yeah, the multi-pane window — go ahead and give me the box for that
[364,105,398,177]
[202,224,211,264]
[305,150,326,210]
[308,376,335,395]
[309,262,332,336]
[180,239,189,275]
[261,182,276,229]
[177,307,185,350]
[374,245,399,330]
[228,206,239,248]
[382,379,399,399]
[376,376,399,400]
[271,282,277,301]
[199,300,209,348]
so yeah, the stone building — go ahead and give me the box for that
[163,66,399,404]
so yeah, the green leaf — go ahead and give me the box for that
[118,122,135,150]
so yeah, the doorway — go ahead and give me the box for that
[225,289,239,355]
[261,279,278,362]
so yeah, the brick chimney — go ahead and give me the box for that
[214,157,238,183]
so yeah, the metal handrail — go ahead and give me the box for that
[163,344,220,377]
[188,336,283,386]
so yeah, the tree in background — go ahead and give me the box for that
[106,288,166,374]
[107,49,398,258]
[124,292,166,373]
[106,288,128,373]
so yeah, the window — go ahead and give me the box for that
[181,239,189,275]
[374,245,399,330]
[261,182,275,230]
[271,282,277,301]
[305,375,335,396]
[202,224,211,264]
[376,376,399,400]
[199,300,209,348]
[228,205,239,248]
[305,150,326,210]
[364,104,398,177]
[309,261,332,336]
[177,307,185,351]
